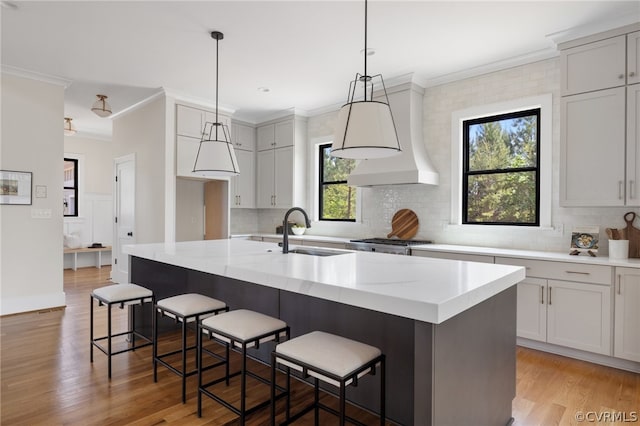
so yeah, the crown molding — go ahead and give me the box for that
[109,89,166,120]
[162,87,236,116]
[1,65,72,88]
[547,17,640,47]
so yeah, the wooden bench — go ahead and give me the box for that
[64,246,112,271]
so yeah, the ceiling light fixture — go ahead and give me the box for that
[193,31,240,177]
[331,0,401,160]
[63,117,77,136]
[91,94,112,117]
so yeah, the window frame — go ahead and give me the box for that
[63,157,79,217]
[462,108,541,226]
[318,143,356,222]
[450,94,552,229]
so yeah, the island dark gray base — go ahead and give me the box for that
[130,256,516,426]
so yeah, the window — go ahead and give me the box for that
[63,158,78,217]
[319,143,356,221]
[462,108,540,226]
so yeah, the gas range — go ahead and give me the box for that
[346,238,433,255]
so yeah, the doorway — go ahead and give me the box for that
[112,154,135,284]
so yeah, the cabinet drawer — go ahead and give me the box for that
[496,257,612,285]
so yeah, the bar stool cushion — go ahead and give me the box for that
[157,293,226,321]
[276,331,382,387]
[201,309,287,348]
[92,283,152,303]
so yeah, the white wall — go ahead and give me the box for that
[64,135,113,194]
[112,96,166,244]
[175,178,204,241]
[1,74,65,315]
[255,58,636,254]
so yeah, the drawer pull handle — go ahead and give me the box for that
[617,274,622,295]
[548,286,552,305]
[540,285,544,304]
[565,271,590,275]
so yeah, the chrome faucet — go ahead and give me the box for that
[282,207,311,254]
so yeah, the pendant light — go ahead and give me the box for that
[91,94,112,117]
[331,0,401,160]
[63,117,77,136]
[193,31,240,177]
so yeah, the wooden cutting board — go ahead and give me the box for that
[387,209,419,239]
[621,212,640,258]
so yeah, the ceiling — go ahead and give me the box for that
[2,1,639,139]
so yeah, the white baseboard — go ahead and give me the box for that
[0,292,66,316]
[517,337,640,373]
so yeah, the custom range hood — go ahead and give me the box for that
[346,81,439,187]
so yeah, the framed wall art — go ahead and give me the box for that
[570,225,599,257]
[0,170,32,205]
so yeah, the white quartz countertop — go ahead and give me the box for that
[124,239,524,324]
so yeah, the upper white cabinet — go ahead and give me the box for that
[496,257,612,356]
[560,87,626,206]
[560,35,626,95]
[561,31,639,95]
[559,26,640,207]
[229,121,256,208]
[628,31,640,85]
[256,117,306,209]
[613,267,640,362]
[230,149,255,208]
[175,104,232,179]
[231,122,256,152]
[257,119,295,151]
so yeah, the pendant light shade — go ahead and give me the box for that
[91,94,112,117]
[63,117,77,136]
[193,31,240,177]
[331,0,401,160]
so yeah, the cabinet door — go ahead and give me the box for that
[560,87,626,206]
[176,135,200,177]
[546,280,611,355]
[561,35,626,95]
[232,123,256,151]
[516,278,547,342]
[232,150,255,208]
[257,124,275,151]
[204,111,231,128]
[614,268,640,362]
[176,105,204,138]
[627,85,640,204]
[273,146,294,208]
[628,31,640,85]
[256,149,275,208]
[274,119,294,148]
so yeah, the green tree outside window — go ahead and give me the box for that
[463,109,540,225]
[320,144,356,221]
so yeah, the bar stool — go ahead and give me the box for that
[153,293,228,403]
[90,283,154,379]
[271,331,385,425]
[197,309,290,425]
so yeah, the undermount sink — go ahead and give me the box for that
[288,247,348,257]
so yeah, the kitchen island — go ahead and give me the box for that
[124,239,525,425]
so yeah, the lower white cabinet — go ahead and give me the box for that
[498,257,612,356]
[614,267,640,362]
[546,279,611,355]
[516,277,547,342]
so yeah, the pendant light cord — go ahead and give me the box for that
[215,33,219,141]
[363,0,368,102]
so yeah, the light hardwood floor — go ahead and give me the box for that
[1,267,638,425]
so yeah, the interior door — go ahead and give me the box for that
[112,154,136,284]
[204,180,229,240]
